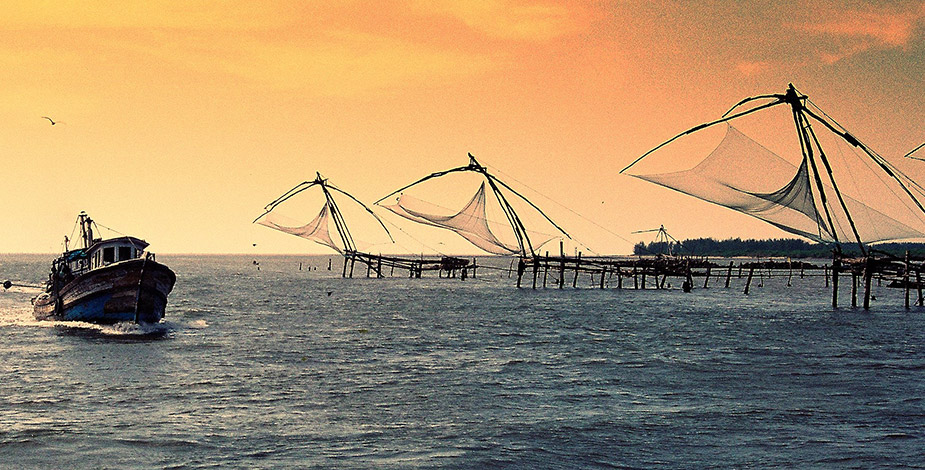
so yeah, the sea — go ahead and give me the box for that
[1,254,923,469]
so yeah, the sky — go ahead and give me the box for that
[1,0,923,255]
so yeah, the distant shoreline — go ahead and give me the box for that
[634,238,925,258]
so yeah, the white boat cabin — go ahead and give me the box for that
[63,236,149,275]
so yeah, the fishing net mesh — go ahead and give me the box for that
[257,203,343,253]
[633,125,925,245]
[381,180,558,256]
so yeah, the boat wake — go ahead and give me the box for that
[53,320,174,340]
[0,300,202,339]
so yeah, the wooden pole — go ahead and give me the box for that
[573,252,581,288]
[633,264,639,289]
[558,242,565,289]
[599,268,606,289]
[905,251,911,310]
[832,254,840,308]
[516,258,525,288]
[617,266,623,289]
[703,266,711,288]
[851,271,858,308]
[863,257,873,310]
[787,259,793,287]
[543,251,549,288]
[744,267,754,295]
[532,257,539,289]
[725,262,733,288]
[917,268,923,307]
[824,265,829,287]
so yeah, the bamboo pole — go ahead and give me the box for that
[832,254,840,308]
[558,242,565,289]
[543,252,549,288]
[917,268,923,307]
[905,251,911,310]
[851,271,857,308]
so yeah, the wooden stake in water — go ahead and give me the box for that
[832,254,840,309]
[905,251,911,310]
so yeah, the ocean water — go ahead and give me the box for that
[1,254,923,469]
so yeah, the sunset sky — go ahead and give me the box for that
[1,1,923,254]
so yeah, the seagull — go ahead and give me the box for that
[41,116,59,125]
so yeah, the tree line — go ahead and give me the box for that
[633,237,925,258]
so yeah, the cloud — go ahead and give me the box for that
[789,2,925,62]
[736,60,771,76]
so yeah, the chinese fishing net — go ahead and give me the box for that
[378,168,562,256]
[255,177,392,254]
[626,99,925,246]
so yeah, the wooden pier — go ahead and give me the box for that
[510,249,925,310]
[341,250,476,280]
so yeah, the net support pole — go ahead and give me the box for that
[543,252,549,288]
[916,268,922,307]
[832,253,840,308]
[851,271,858,308]
[864,257,873,310]
[726,262,733,288]
[558,241,565,289]
[905,252,911,310]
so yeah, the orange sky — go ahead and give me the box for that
[1,0,923,254]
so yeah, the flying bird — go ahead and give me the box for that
[41,116,59,125]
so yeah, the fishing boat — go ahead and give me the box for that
[32,212,176,324]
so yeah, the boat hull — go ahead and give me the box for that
[33,258,176,324]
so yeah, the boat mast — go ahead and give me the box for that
[78,211,94,249]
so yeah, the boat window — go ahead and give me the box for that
[118,246,132,261]
[103,247,115,263]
